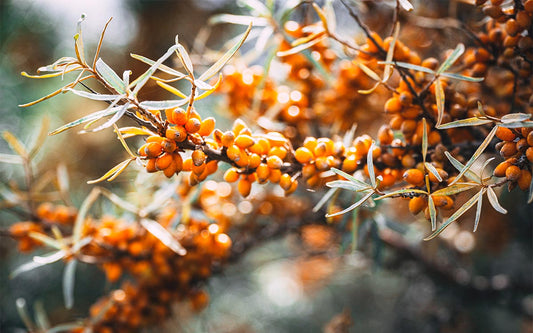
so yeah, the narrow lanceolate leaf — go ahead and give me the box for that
[16,298,35,331]
[448,125,497,186]
[119,127,157,138]
[130,54,186,79]
[208,13,268,26]
[437,43,465,74]
[325,191,374,218]
[473,188,486,232]
[66,88,122,101]
[193,79,214,91]
[383,22,400,82]
[326,180,370,192]
[63,260,77,309]
[329,167,371,189]
[79,102,130,133]
[176,43,194,78]
[199,22,252,82]
[324,0,336,33]
[312,3,330,33]
[131,44,180,95]
[422,118,428,163]
[74,14,86,65]
[374,188,428,200]
[277,34,327,57]
[425,162,443,182]
[113,124,136,159]
[141,219,187,255]
[367,141,377,188]
[529,174,533,204]
[399,0,414,11]
[357,63,382,82]
[238,0,270,15]
[29,116,50,158]
[37,57,78,72]
[440,72,484,82]
[487,186,507,214]
[378,61,435,74]
[99,187,139,214]
[11,259,51,279]
[3,131,28,159]
[28,232,62,250]
[437,117,492,129]
[499,121,533,128]
[19,83,72,108]
[428,195,437,231]
[32,250,66,264]
[431,182,478,196]
[34,301,50,330]
[95,59,126,94]
[435,78,445,127]
[49,106,123,136]
[424,188,483,241]
[139,99,189,110]
[195,74,223,101]
[21,68,81,79]
[501,113,532,123]
[444,152,481,184]
[46,323,85,333]
[0,153,23,164]
[87,158,134,184]
[156,81,188,99]
[73,188,101,244]
[313,187,338,212]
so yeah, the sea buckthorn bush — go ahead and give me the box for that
[1,0,532,332]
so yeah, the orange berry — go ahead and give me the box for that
[182,157,193,171]
[267,155,283,169]
[256,163,270,182]
[144,142,163,158]
[234,149,250,168]
[232,119,247,135]
[103,263,122,282]
[221,131,235,147]
[238,178,252,197]
[173,153,183,172]
[495,126,517,142]
[518,169,532,190]
[527,147,533,163]
[248,153,261,169]
[279,173,293,191]
[198,117,215,137]
[494,160,511,177]
[303,137,318,151]
[146,158,157,173]
[428,167,448,183]
[166,126,187,142]
[235,134,255,149]
[505,165,521,182]
[409,196,427,215]
[377,125,394,145]
[285,179,298,195]
[403,168,425,186]
[155,153,173,170]
[224,168,240,182]
[269,146,288,159]
[185,118,201,133]
[295,147,313,163]
[163,161,177,178]
[162,139,176,153]
[192,150,206,167]
[384,97,403,113]
[226,145,241,161]
[269,169,282,183]
[172,108,188,125]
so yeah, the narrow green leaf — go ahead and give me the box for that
[425,162,442,182]
[199,22,252,81]
[0,153,23,164]
[313,187,338,212]
[16,298,35,331]
[312,3,330,33]
[46,323,85,333]
[529,172,533,204]
[99,187,139,214]
[34,301,50,330]
[49,100,122,136]
[486,186,507,214]
[324,0,336,33]
[473,188,486,232]
[3,131,28,159]
[73,188,101,245]
[66,88,121,101]
[32,250,66,264]
[399,0,414,11]
[325,191,374,218]
[358,82,380,95]
[437,43,465,74]
[378,61,435,74]
[367,141,376,188]
[383,22,400,81]
[448,125,497,186]
[435,78,445,127]
[357,62,381,82]
[29,116,50,158]
[139,99,189,110]
[428,195,437,231]
[501,113,532,123]
[28,232,62,250]
[437,117,492,129]
[11,260,50,279]
[131,44,180,95]
[79,102,130,133]
[130,54,187,79]
[440,72,484,82]
[194,74,223,101]
[422,118,428,162]
[444,152,481,183]
[330,167,371,189]
[95,58,126,94]
[87,158,134,184]
[499,121,533,128]
[63,260,77,309]
[374,188,428,200]
[326,180,370,192]
[277,34,327,57]
[57,163,70,196]
[431,182,478,196]
[208,14,268,26]
[193,79,214,91]
[74,14,86,65]
[156,81,188,99]
[176,43,194,78]
[237,0,270,15]
[424,188,482,241]
[141,219,187,255]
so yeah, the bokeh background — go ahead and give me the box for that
[1,0,532,332]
